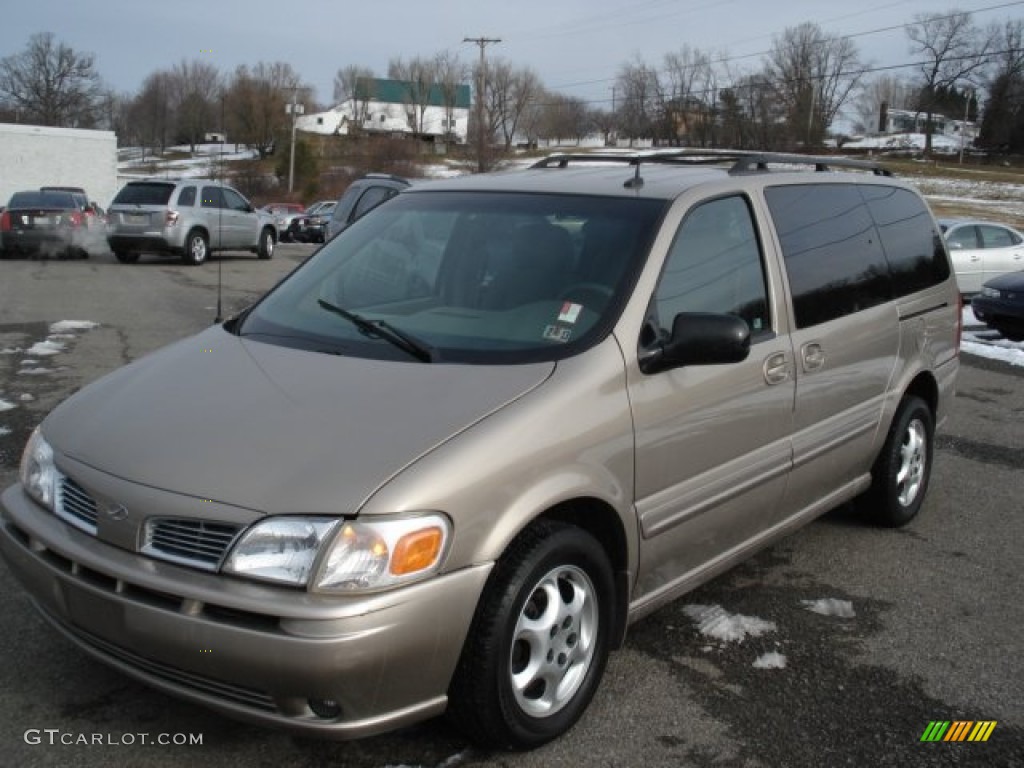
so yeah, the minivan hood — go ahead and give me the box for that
[45,326,553,515]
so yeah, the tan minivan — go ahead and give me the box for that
[1,152,960,749]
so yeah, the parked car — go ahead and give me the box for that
[939,218,1024,297]
[261,202,305,242]
[0,189,95,259]
[970,270,1024,341]
[0,152,960,750]
[106,178,277,265]
[38,186,106,228]
[289,199,334,243]
[325,174,411,240]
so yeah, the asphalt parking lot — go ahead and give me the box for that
[0,245,1022,768]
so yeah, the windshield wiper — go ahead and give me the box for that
[316,298,436,363]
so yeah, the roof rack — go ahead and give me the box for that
[531,150,892,180]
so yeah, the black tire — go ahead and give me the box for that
[863,395,934,527]
[447,520,614,750]
[995,327,1024,342]
[257,227,275,260]
[114,251,139,264]
[183,230,208,266]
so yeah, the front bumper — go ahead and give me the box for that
[971,295,1024,326]
[0,484,491,739]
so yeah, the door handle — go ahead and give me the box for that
[763,352,789,385]
[802,342,825,372]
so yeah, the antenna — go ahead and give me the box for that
[214,259,223,323]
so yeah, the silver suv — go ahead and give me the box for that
[1,152,960,750]
[107,178,277,265]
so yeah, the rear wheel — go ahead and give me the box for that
[863,395,934,527]
[182,230,208,266]
[114,251,139,264]
[448,520,614,750]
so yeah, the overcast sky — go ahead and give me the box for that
[4,0,1020,108]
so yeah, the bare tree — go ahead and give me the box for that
[129,70,175,156]
[536,92,590,144]
[434,51,468,143]
[388,56,437,135]
[765,22,862,148]
[978,19,1024,151]
[615,58,658,144]
[0,32,103,127]
[169,59,221,151]
[657,46,715,146]
[852,75,919,134]
[224,62,306,158]
[484,59,542,150]
[906,10,992,156]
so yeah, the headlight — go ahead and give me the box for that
[317,514,449,592]
[223,517,339,586]
[980,286,1000,298]
[20,427,57,511]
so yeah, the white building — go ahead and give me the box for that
[298,78,471,143]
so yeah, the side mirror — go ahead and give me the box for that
[640,312,751,374]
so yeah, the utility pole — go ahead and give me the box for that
[286,86,304,194]
[464,36,501,173]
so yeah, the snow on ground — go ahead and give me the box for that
[752,651,787,669]
[801,598,856,619]
[0,427,11,437]
[25,340,65,357]
[119,143,259,179]
[50,320,100,334]
[962,304,1024,367]
[683,604,777,643]
[842,132,962,152]
[0,398,15,413]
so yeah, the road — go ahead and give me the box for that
[0,246,1021,768]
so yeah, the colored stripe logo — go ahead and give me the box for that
[920,721,997,742]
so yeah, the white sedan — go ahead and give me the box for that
[939,218,1024,296]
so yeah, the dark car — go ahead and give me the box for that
[971,270,1024,341]
[325,174,411,240]
[0,189,95,259]
[290,200,336,243]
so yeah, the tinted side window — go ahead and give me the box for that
[353,187,397,222]
[860,185,950,295]
[945,225,977,250]
[201,187,224,209]
[765,184,891,329]
[978,224,1020,248]
[655,195,770,334]
[222,188,250,212]
[177,186,196,207]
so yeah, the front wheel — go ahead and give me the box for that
[862,395,934,527]
[448,520,614,750]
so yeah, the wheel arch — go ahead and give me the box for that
[527,497,632,649]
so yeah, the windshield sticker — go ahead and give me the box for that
[558,302,583,324]
[543,325,573,343]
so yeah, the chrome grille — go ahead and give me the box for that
[56,476,98,534]
[143,518,242,570]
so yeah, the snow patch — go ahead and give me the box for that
[0,398,15,412]
[0,426,11,437]
[961,340,1024,367]
[752,651,787,669]
[18,393,35,402]
[49,320,100,333]
[683,604,777,643]
[0,347,20,355]
[25,340,64,356]
[18,368,59,376]
[19,360,40,366]
[801,598,856,619]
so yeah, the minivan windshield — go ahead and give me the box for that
[238,191,665,363]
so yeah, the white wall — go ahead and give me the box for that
[0,123,118,208]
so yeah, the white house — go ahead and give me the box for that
[298,78,471,143]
